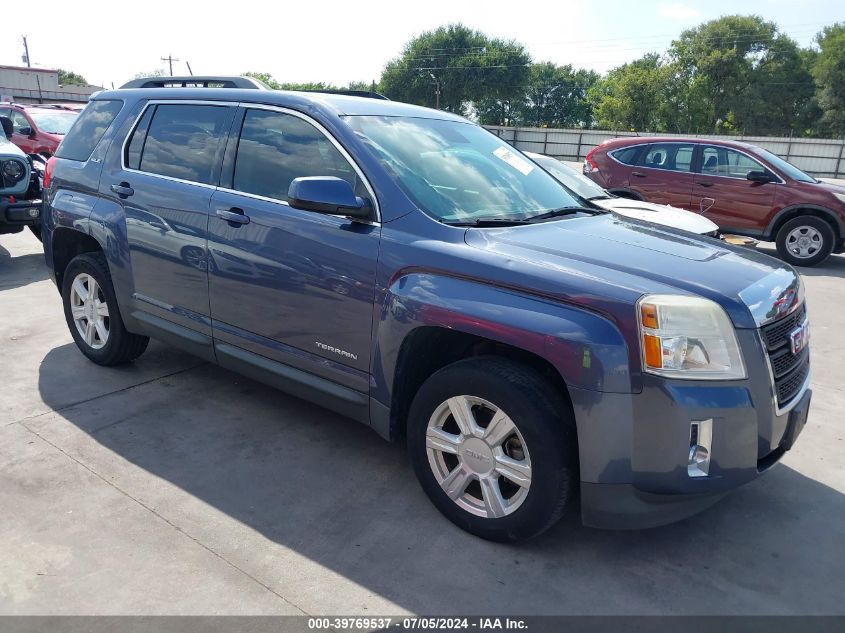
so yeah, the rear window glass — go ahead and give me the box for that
[55,100,123,162]
[609,146,640,165]
[132,104,231,185]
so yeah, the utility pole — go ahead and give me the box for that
[428,72,441,110]
[161,55,180,76]
[22,36,31,67]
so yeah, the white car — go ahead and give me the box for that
[525,152,720,236]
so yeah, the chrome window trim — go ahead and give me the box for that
[119,99,239,190]
[607,141,786,184]
[119,99,381,223]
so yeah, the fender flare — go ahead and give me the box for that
[765,204,844,241]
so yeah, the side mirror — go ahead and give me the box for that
[0,117,11,140]
[288,176,371,220]
[747,170,775,184]
[18,126,34,137]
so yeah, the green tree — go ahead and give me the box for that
[589,53,667,132]
[57,69,88,85]
[667,15,815,134]
[513,63,598,127]
[812,23,845,135]
[380,24,530,117]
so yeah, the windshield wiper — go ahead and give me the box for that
[443,217,531,227]
[524,206,603,223]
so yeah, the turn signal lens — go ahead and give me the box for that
[643,334,662,368]
[641,303,659,329]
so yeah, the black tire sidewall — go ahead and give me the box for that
[408,358,576,541]
[61,254,125,364]
[776,216,834,267]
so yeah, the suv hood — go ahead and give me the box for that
[464,214,799,329]
[0,134,25,157]
[595,197,719,235]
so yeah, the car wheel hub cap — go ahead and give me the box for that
[425,395,532,519]
[69,272,110,350]
[786,226,822,258]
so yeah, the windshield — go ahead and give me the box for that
[345,116,583,223]
[28,110,77,135]
[758,148,816,183]
[531,155,609,199]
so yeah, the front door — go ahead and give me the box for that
[628,142,696,208]
[692,144,777,232]
[102,101,236,335]
[207,106,379,392]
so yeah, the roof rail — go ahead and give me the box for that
[119,76,269,90]
[301,89,389,101]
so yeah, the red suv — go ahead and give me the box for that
[0,103,78,157]
[584,137,845,267]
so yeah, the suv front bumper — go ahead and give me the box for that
[1,196,42,230]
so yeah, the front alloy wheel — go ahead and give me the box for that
[775,216,834,267]
[69,272,110,349]
[426,395,532,518]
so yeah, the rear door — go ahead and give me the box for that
[692,144,777,232]
[628,142,696,208]
[101,101,236,338]
[206,105,380,393]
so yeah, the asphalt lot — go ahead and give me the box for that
[1,229,844,615]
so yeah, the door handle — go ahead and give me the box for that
[110,182,134,198]
[696,181,713,187]
[216,207,250,225]
[631,171,646,178]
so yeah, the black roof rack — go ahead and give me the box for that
[120,76,269,90]
[301,89,389,100]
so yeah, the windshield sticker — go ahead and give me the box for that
[493,146,534,176]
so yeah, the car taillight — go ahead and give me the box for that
[584,149,599,174]
[43,156,56,188]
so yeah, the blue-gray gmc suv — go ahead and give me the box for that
[42,77,812,541]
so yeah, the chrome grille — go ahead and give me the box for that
[760,303,809,408]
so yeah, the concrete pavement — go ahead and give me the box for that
[1,230,844,615]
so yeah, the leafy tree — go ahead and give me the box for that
[589,53,667,131]
[380,24,530,117]
[812,23,845,135]
[57,69,88,86]
[514,63,598,127]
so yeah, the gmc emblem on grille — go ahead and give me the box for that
[789,320,810,355]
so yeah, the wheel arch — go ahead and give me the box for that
[51,227,104,290]
[766,204,843,242]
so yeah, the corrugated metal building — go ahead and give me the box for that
[0,65,102,104]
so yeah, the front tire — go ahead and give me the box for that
[62,253,149,365]
[408,357,577,541]
[775,216,834,267]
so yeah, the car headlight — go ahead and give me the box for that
[637,294,746,380]
[833,192,845,205]
[2,160,25,181]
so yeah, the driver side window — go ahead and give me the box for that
[11,111,29,133]
[700,145,766,179]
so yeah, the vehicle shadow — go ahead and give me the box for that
[34,344,845,614]
[0,240,49,290]
[755,244,845,279]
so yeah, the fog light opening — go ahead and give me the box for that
[688,419,713,478]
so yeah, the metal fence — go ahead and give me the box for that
[484,126,845,180]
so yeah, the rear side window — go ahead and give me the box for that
[55,100,123,162]
[609,146,640,165]
[129,104,231,185]
[641,143,695,173]
[232,108,358,202]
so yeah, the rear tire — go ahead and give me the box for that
[62,253,149,365]
[407,357,577,542]
[775,216,834,267]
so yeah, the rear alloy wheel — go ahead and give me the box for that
[776,216,834,267]
[408,357,577,541]
[62,253,150,365]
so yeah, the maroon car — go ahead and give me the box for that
[0,103,78,157]
[584,136,845,266]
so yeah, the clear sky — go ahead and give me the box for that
[2,0,843,89]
